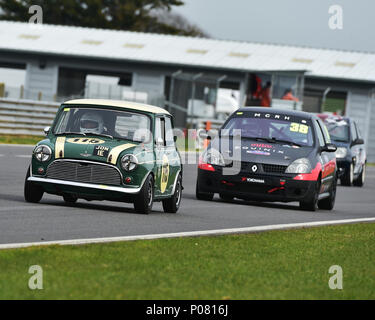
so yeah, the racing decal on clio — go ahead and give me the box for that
[248,144,284,156]
[247,112,309,125]
[251,143,273,148]
[322,159,337,178]
[242,177,265,184]
[290,122,309,134]
[247,150,271,156]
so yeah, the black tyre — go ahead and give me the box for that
[196,181,214,201]
[24,166,44,203]
[300,179,320,212]
[162,175,182,213]
[341,163,353,186]
[353,164,365,187]
[134,175,154,214]
[63,194,78,204]
[219,194,234,201]
[318,176,337,210]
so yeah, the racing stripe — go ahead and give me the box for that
[107,144,136,165]
[55,137,66,159]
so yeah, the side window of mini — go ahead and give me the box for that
[315,120,325,147]
[165,116,175,148]
[155,117,166,147]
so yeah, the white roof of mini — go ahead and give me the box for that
[64,99,171,115]
[1,21,375,82]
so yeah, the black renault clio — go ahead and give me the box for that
[196,108,338,211]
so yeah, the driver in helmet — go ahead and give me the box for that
[80,112,104,135]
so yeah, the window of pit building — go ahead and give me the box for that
[271,74,304,101]
[0,65,26,99]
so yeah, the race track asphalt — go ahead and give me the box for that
[0,144,374,245]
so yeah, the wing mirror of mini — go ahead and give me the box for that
[44,126,50,136]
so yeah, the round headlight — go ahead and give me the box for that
[335,147,347,159]
[34,145,52,162]
[285,158,312,174]
[121,154,138,172]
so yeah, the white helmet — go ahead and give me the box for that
[80,112,104,134]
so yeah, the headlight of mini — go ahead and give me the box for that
[34,145,52,162]
[285,158,312,174]
[335,147,347,159]
[202,149,225,166]
[121,154,138,172]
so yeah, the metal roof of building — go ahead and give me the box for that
[1,21,375,83]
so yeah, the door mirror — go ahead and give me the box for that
[354,138,364,145]
[44,126,50,136]
[322,143,337,153]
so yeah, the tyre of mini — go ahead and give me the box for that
[162,174,182,213]
[134,174,154,214]
[24,166,44,203]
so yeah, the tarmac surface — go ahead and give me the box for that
[0,144,374,245]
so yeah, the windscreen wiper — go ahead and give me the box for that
[243,136,302,147]
[56,132,86,136]
[87,132,114,140]
[269,137,302,147]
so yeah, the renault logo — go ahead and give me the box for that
[251,164,258,173]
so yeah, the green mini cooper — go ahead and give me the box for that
[24,99,183,214]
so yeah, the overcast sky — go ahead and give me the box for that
[173,0,374,52]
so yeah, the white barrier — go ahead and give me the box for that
[0,98,59,136]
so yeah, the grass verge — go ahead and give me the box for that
[0,134,43,145]
[0,223,374,300]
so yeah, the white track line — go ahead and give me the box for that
[0,217,374,250]
[0,144,34,148]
